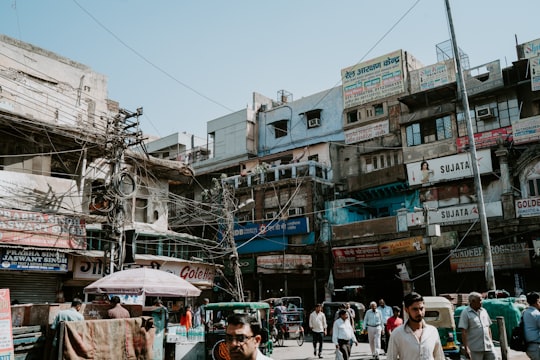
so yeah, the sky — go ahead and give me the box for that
[1,0,538,141]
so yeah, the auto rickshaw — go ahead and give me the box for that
[204,302,272,360]
[416,296,461,360]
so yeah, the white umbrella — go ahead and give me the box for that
[84,267,201,297]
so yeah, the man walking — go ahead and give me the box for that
[363,301,383,359]
[386,292,444,360]
[309,303,327,358]
[333,309,358,360]
[378,298,393,352]
[523,292,540,360]
[458,292,497,360]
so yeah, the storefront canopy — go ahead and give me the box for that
[83,267,201,297]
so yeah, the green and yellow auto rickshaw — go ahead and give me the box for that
[204,302,272,360]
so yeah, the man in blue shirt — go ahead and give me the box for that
[523,292,540,360]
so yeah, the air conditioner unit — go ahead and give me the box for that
[308,118,321,128]
[475,105,493,119]
[265,211,277,220]
[288,207,303,216]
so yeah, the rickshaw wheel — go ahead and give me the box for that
[296,330,304,346]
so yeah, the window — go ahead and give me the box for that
[347,110,359,124]
[135,198,148,222]
[528,179,540,197]
[374,104,384,116]
[273,120,288,138]
[306,109,322,129]
[406,115,452,146]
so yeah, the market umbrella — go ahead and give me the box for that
[84,267,201,297]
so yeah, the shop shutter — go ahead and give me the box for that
[0,272,59,304]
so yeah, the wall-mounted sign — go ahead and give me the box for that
[379,236,425,259]
[407,201,503,226]
[231,218,309,241]
[531,55,540,91]
[0,289,15,359]
[332,244,381,263]
[0,248,68,271]
[406,149,492,186]
[344,120,389,144]
[342,50,405,109]
[409,59,455,93]
[73,255,215,288]
[257,254,312,274]
[516,196,540,217]
[517,38,540,59]
[456,127,512,153]
[512,115,540,145]
[450,243,531,272]
[332,236,426,263]
[0,208,86,249]
[334,263,364,279]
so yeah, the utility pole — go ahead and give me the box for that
[103,107,144,274]
[221,182,244,302]
[444,0,496,291]
[422,205,439,296]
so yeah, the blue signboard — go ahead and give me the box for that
[0,248,68,271]
[231,218,310,241]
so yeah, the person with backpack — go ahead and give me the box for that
[523,292,540,360]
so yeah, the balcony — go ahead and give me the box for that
[346,164,406,193]
[222,160,332,189]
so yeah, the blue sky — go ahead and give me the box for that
[1,1,538,140]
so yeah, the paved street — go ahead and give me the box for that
[269,336,529,360]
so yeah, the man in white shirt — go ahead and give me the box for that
[377,298,393,352]
[458,292,497,360]
[363,301,383,359]
[386,292,444,360]
[332,310,358,360]
[309,303,327,358]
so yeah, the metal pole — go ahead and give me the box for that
[423,206,436,296]
[444,0,496,290]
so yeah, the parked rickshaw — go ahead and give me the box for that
[417,296,461,360]
[204,302,272,360]
[263,296,305,346]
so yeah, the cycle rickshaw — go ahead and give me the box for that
[204,302,272,360]
[263,296,305,347]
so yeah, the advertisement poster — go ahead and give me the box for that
[0,289,15,359]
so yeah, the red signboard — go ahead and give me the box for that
[0,208,86,249]
[456,126,512,152]
[0,289,15,359]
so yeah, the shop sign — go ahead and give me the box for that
[332,244,381,263]
[379,236,425,259]
[0,289,15,359]
[531,55,540,91]
[406,149,492,186]
[334,263,364,279]
[0,248,68,271]
[231,218,309,241]
[407,201,503,226]
[0,208,86,249]
[257,254,312,274]
[224,258,255,275]
[516,196,540,217]
[341,50,405,108]
[344,120,389,144]
[409,59,455,93]
[449,243,531,272]
[518,38,540,59]
[456,127,512,153]
[512,115,540,145]
[73,256,215,288]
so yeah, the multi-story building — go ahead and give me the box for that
[176,37,540,308]
[0,35,216,304]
